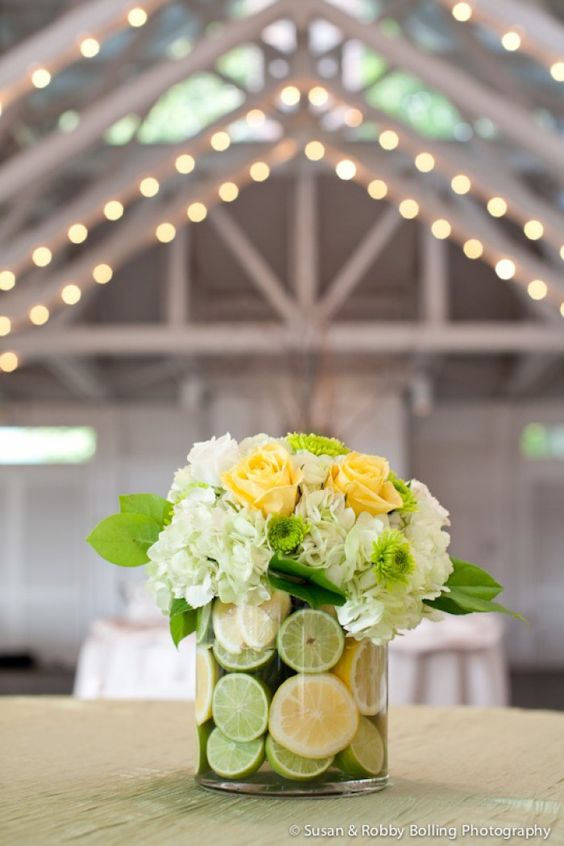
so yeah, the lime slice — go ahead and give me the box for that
[195,645,219,725]
[195,720,213,774]
[269,673,358,758]
[212,600,245,654]
[213,641,274,672]
[265,735,333,781]
[206,728,265,779]
[212,672,270,742]
[277,609,345,673]
[333,638,385,716]
[196,603,212,644]
[335,716,385,777]
[237,590,291,650]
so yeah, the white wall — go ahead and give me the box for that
[0,380,406,665]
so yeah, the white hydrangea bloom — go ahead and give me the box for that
[186,433,240,486]
[291,450,333,487]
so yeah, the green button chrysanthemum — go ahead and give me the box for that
[371,529,415,585]
[388,472,418,513]
[268,515,308,554]
[286,432,350,457]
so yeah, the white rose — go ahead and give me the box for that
[187,433,239,486]
[291,451,333,487]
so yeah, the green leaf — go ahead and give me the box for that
[169,598,197,647]
[119,493,172,527]
[424,556,525,621]
[268,554,346,609]
[86,513,161,567]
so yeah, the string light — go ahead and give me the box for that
[103,200,124,220]
[0,316,11,337]
[560,303,564,318]
[29,304,50,325]
[451,174,472,195]
[280,85,301,106]
[550,62,564,82]
[415,152,435,173]
[308,86,329,107]
[304,141,325,161]
[31,246,52,267]
[495,259,516,280]
[487,197,508,217]
[0,352,18,373]
[79,37,100,58]
[186,202,207,222]
[343,108,363,127]
[31,67,51,88]
[155,222,176,243]
[560,246,564,261]
[210,131,231,152]
[528,279,547,301]
[61,284,82,305]
[249,162,270,182]
[92,263,113,284]
[431,219,452,239]
[139,177,160,197]
[463,239,484,259]
[451,2,473,22]
[218,182,239,202]
[246,109,265,126]
[379,130,399,151]
[127,7,148,27]
[0,271,16,290]
[399,199,419,219]
[335,159,356,180]
[523,219,544,240]
[367,179,388,200]
[175,154,195,174]
[501,31,521,52]
[67,223,88,244]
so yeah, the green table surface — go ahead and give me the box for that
[1,698,563,845]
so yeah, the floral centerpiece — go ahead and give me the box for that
[88,432,519,796]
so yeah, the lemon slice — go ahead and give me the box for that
[333,637,385,716]
[212,600,245,654]
[195,646,219,725]
[237,590,291,650]
[335,716,385,777]
[269,673,358,759]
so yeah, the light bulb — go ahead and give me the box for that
[431,219,452,239]
[304,141,325,161]
[452,2,472,22]
[61,284,82,304]
[487,197,508,217]
[127,7,148,27]
[415,152,435,173]
[0,352,18,373]
[495,259,516,280]
[308,86,328,107]
[528,279,547,300]
[0,271,16,290]
[280,85,300,106]
[560,302,564,317]
[550,62,564,82]
[67,223,88,244]
[187,202,207,222]
[218,182,239,202]
[523,219,544,240]
[249,162,270,182]
[155,222,176,243]
[0,316,11,337]
[335,159,356,180]
[451,174,471,194]
[246,109,265,126]
[32,246,52,267]
[399,199,419,219]
[501,31,521,52]
[139,177,160,197]
[343,108,363,127]
[175,154,195,174]
[367,179,388,200]
[79,37,100,58]
[210,131,230,152]
[29,304,50,325]
[463,239,483,259]
[93,263,113,284]
[31,67,51,88]
[379,130,399,150]
[103,200,124,220]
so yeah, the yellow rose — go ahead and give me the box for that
[327,452,403,516]
[222,442,302,516]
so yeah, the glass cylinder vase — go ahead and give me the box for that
[194,594,388,797]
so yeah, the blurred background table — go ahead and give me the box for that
[2,699,563,846]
